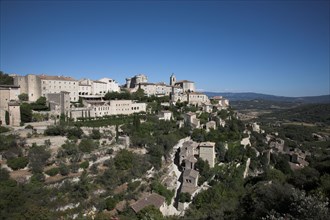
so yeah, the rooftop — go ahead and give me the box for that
[183,169,199,179]
[39,75,76,81]
[175,80,194,83]
[0,84,20,89]
[130,193,165,213]
[199,142,216,148]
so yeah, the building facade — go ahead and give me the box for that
[199,142,216,168]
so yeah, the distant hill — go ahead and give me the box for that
[204,92,330,103]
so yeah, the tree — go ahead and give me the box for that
[179,192,191,203]
[114,149,134,170]
[7,157,28,170]
[137,205,164,220]
[0,71,13,85]
[20,103,32,123]
[35,96,46,106]
[90,129,101,139]
[78,139,95,153]
[18,93,28,101]
[5,111,9,125]
[28,144,51,173]
[132,88,145,101]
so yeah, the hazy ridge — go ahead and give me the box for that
[205,92,330,103]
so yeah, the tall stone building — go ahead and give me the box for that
[199,142,216,168]
[12,74,79,102]
[125,74,148,89]
[0,85,21,126]
[12,74,41,102]
[8,101,21,126]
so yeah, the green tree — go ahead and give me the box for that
[18,93,29,101]
[179,192,191,203]
[114,149,134,170]
[137,205,164,220]
[5,111,9,125]
[78,138,95,153]
[0,71,14,85]
[20,103,32,123]
[7,157,28,170]
[28,144,51,173]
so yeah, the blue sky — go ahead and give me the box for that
[1,0,329,97]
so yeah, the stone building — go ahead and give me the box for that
[125,74,148,89]
[78,78,119,96]
[205,121,216,132]
[138,82,173,97]
[0,85,21,125]
[69,99,146,120]
[12,74,41,102]
[188,92,210,106]
[8,101,21,126]
[174,80,195,92]
[47,91,71,114]
[180,140,199,169]
[98,77,120,92]
[199,142,216,168]
[12,74,79,102]
[131,193,165,213]
[183,112,200,129]
[210,96,229,109]
[39,75,79,102]
[158,110,172,121]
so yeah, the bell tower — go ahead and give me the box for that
[170,73,176,86]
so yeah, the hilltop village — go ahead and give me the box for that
[0,72,329,219]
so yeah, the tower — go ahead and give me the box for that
[170,73,176,86]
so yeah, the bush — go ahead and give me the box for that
[66,127,83,139]
[59,164,69,176]
[7,157,28,170]
[105,197,118,211]
[44,125,65,136]
[45,167,59,176]
[25,124,34,129]
[78,139,95,153]
[151,181,174,205]
[0,126,10,133]
[90,129,101,139]
[179,192,191,203]
[80,161,89,169]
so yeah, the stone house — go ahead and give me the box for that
[130,193,165,213]
[158,110,172,121]
[199,142,216,168]
[205,121,216,132]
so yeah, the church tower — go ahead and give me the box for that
[170,73,176,86]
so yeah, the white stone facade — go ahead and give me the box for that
[69,100,146,120]
[98,78,120,92]
[199,142,216,168]
[12,74,41,102]
[188,92,210,106]
[39,75,79,102]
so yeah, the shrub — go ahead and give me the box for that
[59,163,69,176]
[0,126,10,133]
[45,167,59,176]
[78,139,95,153]
[179,192,191,203]
[25,124,34,129]
[7,157,28,170]
[80,161,89,169]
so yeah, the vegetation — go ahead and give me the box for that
[18,93,29,101]
[7,157,29,170]
[0,71,13,85]
[1,96,330,219]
